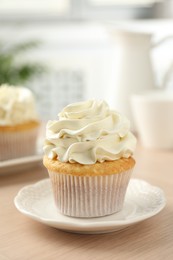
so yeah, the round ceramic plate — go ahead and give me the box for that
[14,178,166,234]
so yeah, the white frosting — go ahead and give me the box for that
[44,100,136,165]
[0,84,39,125]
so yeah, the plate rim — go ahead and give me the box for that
[14,178,166,230]
[0,153,42,168]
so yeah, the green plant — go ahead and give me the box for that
[0,40,45,86]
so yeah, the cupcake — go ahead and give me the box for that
[43,100,136,218]
[0,84,40,161]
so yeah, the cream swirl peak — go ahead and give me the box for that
[44,100,136,165]
[0,84,39,126]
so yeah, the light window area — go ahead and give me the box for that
[0,0,167,21]
[0,0,70,19]
[88,0,162,6]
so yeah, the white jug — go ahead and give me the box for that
[109,28,173,128]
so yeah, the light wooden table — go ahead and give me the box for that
[0,144,173,260]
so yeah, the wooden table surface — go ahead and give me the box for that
[0,144,173,260]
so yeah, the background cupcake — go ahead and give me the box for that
[43,100,136,218]
[0,84,40,161]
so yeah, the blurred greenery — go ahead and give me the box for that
[0,40,45,86]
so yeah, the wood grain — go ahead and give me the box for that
[0,144,173,260]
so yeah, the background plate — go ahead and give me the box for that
[0,154,42,175]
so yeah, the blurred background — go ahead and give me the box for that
[0,0,173,122]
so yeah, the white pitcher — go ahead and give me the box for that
[109,28,173,128]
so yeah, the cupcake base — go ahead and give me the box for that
[0,121,40,161]
[48,169,133,218]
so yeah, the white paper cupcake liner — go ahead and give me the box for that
[48,169,133,218]
[0,127,39,161]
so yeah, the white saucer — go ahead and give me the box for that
[14,178,166,234]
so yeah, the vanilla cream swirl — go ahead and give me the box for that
[44,100,136,165]
[0,84,39,126]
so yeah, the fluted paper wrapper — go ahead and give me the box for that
[48,169,133,218]
[0,127,39,161]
